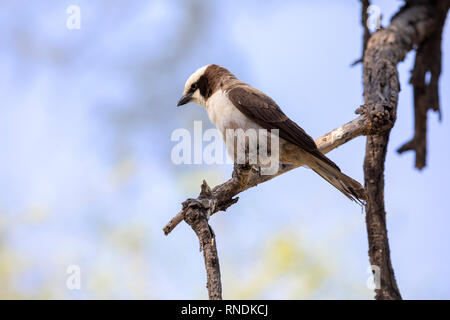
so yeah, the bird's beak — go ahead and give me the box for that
[177,93,192,107]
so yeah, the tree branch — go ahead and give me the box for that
[397,1,449,169]
[181,182,224,300]
[360,1,446,299]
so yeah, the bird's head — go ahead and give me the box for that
[177,65,210,107]
[177,64,236,107]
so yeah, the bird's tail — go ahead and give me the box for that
[308,153,367,204]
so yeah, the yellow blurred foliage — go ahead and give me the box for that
[225,229,329,299]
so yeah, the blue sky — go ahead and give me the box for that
[0,0,448,299]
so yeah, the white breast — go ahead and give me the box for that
[205,89,259,135]
[205,89,284,169]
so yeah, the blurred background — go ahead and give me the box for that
[0,0,449,299]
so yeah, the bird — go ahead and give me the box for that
[177,64,367,203]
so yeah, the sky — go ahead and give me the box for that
[0,0,449,299]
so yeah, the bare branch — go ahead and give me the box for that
[360,1,446,300]
[181,181,223,300]
[397,1,449,169]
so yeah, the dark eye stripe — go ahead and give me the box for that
[188,82,197,93]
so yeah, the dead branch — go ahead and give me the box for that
[181,182,224,300]
[397,1,449,169]
[361,1,447,300]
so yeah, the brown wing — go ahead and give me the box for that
[228,86,340,171]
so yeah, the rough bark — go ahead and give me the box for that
[397,0,449,169]
[181,182,224,300]
[361,1,447,299]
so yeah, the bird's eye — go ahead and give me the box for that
[190,83,197,91]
